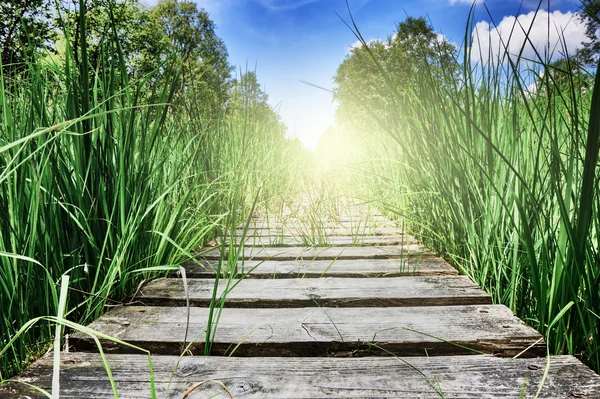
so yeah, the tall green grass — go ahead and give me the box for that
[0,2,299,380]
[340,7,600,371]
[0,21,216,379]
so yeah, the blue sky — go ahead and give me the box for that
[192,0,583,149]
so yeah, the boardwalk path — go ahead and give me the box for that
[2,203,600,397]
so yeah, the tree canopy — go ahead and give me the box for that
[333,16,457,135]
[578,0,600,65]
[140,0,233,114]
[0,0,55,70]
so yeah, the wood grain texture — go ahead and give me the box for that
[242,221,397,229]
[200,245,433,260]
[73,305,544,357]
[3,353,599,398]
[246,219,394,226]
[238,226,405,236]
[138,276,492,307]
[248,215,389,222]
[182,258,458,278]
[9,206,600,398]
[224,234,419,247]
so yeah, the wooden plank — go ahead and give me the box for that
[241,221,398,230]
[200,245,433,260]
[240,216,397,229]
[249,213,390,220]
[4,354,599,398]
[247,217,393,225]
[138,276,492,307]
[225,234,419,247]
[73,305,544,357]
[248,211,387,218]
[182,258,458,278]
[238,226,407,236]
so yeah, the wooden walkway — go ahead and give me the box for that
[2,204,600,397]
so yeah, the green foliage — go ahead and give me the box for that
[144,0,233,116]
[333,16,457,136]
[232,71,269,105]
[55,0,144,69]
[387,16,458,90]
[0,20,215,379]
[0,0,300,380]
[0,0,56,72]
[578,0,600,65]
[334,40,390,133]
[53,0,232,120]
[229,71,285,137]
[333,12,600,373]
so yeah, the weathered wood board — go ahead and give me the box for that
[246,214,392,221]
[182,258,458,278]
[138,276,492,307]
[249,212,387,220]
[5,354,598,398]
[9,204,600,398]
[200,245,433,260]
[247,216,393,224]
[73,305,544,357]
[238,226,407,236]
[223,234,418,247]
[240,221,398,230]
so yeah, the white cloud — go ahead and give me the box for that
[347,39,379,53]
[471,10,587,64]
[349,40,363,51]
[435,32,459,50]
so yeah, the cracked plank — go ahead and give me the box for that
[72,305,544,357]
[3,353,600,398]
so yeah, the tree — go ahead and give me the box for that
[230,71,284,131]
[141,0,233,116]
[53,0,232,118]
[529,57,594,105]
[0,0,55,71]
[333,16,457,135]
[56,0,147,73]
[578,0,600,65]
[231,71,268,106]
[333,40,391,133]
[387,17,457,90]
